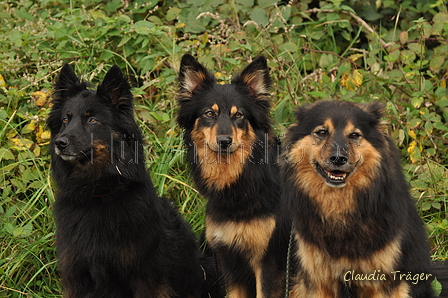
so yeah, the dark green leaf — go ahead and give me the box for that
[15,9,34,21]
[259,0,277,8]
[250,7,269,26]
[166,7,181,21]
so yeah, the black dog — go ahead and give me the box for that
[48,64,217,298]
[177,55,281,297]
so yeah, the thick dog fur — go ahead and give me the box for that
[177,54,281,298]
[262,101,434,298]
[48,64,218,298]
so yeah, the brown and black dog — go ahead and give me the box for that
[177,54,281,297]
[262,101,435,298]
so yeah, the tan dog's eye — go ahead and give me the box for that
[349,132,361,140]
[315,129,328,137]
[204,110,215,117]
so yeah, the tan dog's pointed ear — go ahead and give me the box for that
[232,56,271,100]
[358,101,385,120]
[178,54,215,98]
[294,103,314,123]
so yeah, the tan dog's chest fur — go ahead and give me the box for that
[206,216,276,297]
[290,226,410,298]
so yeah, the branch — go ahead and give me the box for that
[299,47,367,70]
[302,8,392,48]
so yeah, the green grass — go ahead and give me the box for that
[1,0,447,296]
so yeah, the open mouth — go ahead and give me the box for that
[55,147,90,162]
[315,162,349,188]
[59,154,79,161]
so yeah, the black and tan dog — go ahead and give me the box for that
[177,54,281,297]
[262,101,434,298]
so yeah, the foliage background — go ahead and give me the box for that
[0,0,447,296]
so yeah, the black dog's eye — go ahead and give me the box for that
[204,110,215,118]
[234,111,243,118]
[88,117,99,123]
[349,132,361,140]
[315,129,328,137]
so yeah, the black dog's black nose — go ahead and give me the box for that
[55,136,69,149]
[217,136,233,150]
[329,153,348,166]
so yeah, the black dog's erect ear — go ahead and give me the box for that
[97,65,133,110]
[232,56,271,100]
[48,64,87,135]
[178,54,215,98]
[54,63,86,103]
[56,63,79,89]
[294,103,314,123]
[358,101,385,120]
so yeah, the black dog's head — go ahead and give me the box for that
[47,64,143,181]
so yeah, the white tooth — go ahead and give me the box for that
[328,173,347,180]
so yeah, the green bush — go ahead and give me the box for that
[1,0,447,296]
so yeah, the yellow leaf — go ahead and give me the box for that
[40,130,51,140]
[33,145,41,157]
[340,69,363,90]
[11,138,34,151]
[22,122,36,134]
[442,70,448,88]
[407,140,416,153]
[36,125,51,144]
[347,54,363,62]
[408,130,417,139]
[31,89,51,107]
[341,71,351,88]
[407,140,420,163]
[166,128,176,137]
[0,74,5,88]
[352,69,363,87]
[175,22,185,29]
[6,130,17,139]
